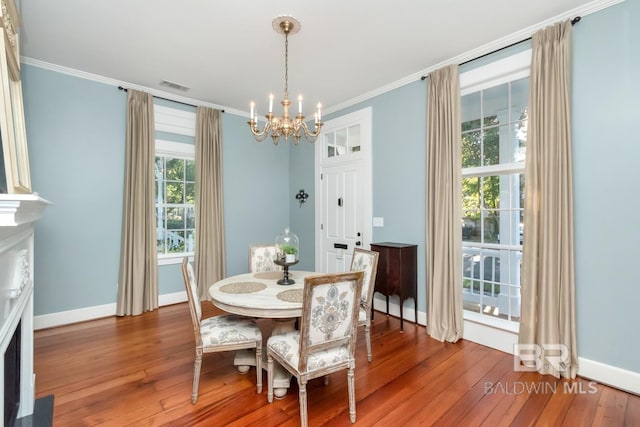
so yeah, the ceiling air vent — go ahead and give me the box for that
[159,80,190,91]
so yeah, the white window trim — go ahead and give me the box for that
[155,139,195,159]
[460,49,531,95]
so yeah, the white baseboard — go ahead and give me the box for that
[462,319,518,354]
[578,357,640,396]
[372,293,426,326]
[34,291,187,330]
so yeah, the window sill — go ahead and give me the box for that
[463,310,520,334]
[158,254,194,266]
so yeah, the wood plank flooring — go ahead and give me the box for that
[34,303,639,426]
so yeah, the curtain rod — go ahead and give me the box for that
[420,16,581,81]
[117,86,225,112]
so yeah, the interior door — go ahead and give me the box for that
[315,107,372,274]
[320,161,363,273]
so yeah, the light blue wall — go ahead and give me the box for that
[21,65,289,314]
[572,0,640,373]
[22,66,125,313]
[289,139,315,271]
[222,114,290,275]
[20,0,640,375]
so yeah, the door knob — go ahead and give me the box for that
[355,241,361,246]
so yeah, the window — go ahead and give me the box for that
[324,124,361,158]
[155,140,196,264]
[460,50,531,329]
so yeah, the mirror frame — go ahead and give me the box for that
[0,0,31,194]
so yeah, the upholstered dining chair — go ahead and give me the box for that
[350,248,380,362]
[248,243,283,273]
[181,257,263,404]
[267,271,364,426]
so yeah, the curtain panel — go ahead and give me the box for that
[519,20,578,379]
[425,64,464,342]
[117,90,159,316]
[195,107,226,300]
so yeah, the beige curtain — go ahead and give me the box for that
[519,20,578,379]
[195,107,226,300]
[117,90,158,316]
[425,64,463,342]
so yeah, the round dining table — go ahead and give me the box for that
[208,269,317,398]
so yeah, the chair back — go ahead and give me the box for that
[298,271,363,372]
[248,244,282,272]
[350,248,379,310]
[181,257,202,333]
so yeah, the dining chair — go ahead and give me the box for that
[350,248,380,362]
[248,243,283,273]
[181,257,263,404]
[267,271,364,426]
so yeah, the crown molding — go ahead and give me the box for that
[325,0,623,115]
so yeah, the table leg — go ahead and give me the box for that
[232,318,297,398]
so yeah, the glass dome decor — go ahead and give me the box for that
[275,227,299,263]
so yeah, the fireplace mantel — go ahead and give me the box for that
[0,194,50,423]
[0,194,51,228]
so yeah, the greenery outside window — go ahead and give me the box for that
[155,140,195,264]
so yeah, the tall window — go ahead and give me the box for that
[155,140,195,263]
[460,50,530,328]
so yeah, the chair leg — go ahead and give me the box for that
[267,353,274,403]
[298,379,308,427]
[348,364,356,423]
[365,321,372,362]
[255,344,263,394]
[192,349,203,404]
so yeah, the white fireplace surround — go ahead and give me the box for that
[0,194,50,422]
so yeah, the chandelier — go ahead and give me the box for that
[248,16,323,145]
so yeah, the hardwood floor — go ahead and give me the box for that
[34,303,639,426]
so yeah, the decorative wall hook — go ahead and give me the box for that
[295,189,309,207]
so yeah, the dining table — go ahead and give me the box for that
[208,269,317,398]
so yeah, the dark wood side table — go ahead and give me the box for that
[370,242,417,331]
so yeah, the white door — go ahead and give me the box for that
[315,107,372,274]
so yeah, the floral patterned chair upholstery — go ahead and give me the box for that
[248,243,283,273]
[350,248,380,362]
[266,271,364,427]
[181,257,263,404]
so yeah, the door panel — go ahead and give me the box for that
[320,162,362,274]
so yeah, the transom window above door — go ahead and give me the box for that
[324,125,361,159]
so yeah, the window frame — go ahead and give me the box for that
[155,139,196,266]
[460,49,531,332]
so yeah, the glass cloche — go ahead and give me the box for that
[275,227,299,263]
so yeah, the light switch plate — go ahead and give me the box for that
[373,217,384,227]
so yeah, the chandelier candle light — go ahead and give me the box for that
[248,16,323,145]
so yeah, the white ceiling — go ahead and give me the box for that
[18,0,603,116]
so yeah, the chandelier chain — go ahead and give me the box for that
[284,32,289,99]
